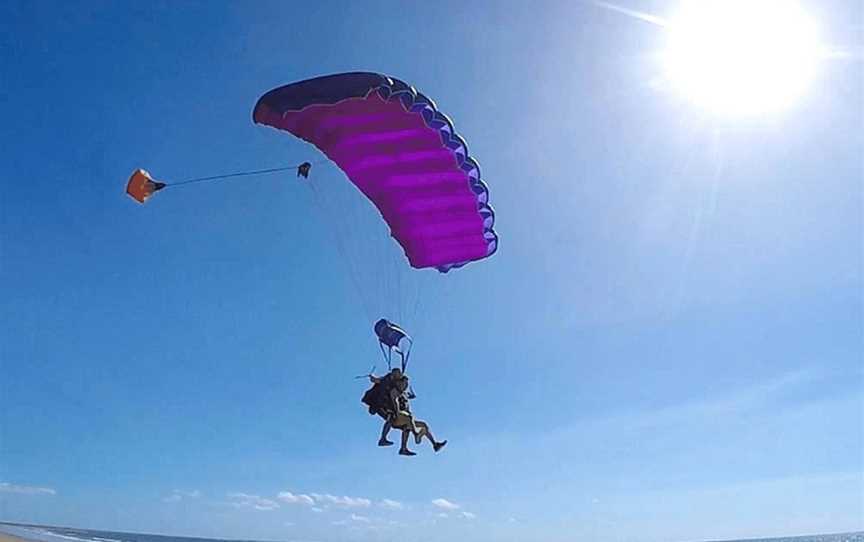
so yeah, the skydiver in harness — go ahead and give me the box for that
[390,372,447,455]
[362,319,447,456]
[365,367,409,447]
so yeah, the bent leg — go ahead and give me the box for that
[416,419,447,452]
[412,420,428,445]
[416,420,436,445]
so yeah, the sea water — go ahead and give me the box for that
[2,522,863,542]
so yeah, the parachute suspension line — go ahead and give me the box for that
[409,286,424,332]
[405,261,425,329]
[369,213,395,322]
[379,340,392,370]
[377,334,412,372]
[306,177,376,323]
[394,251,403,324]
[400,337,412,372]
[379,343,410,372]
[165,160,327,188]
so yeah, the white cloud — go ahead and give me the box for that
[227,492,280,511]
[311,493,372,508]
[164,489,201,503]
[431,498,460,510]
[278,491,315,505]
[0,482,56,496]
[437,513,449,519]
[221,488,378,514]
[379,498,404,510]
[461,511,477,520]
[350,514,370,523]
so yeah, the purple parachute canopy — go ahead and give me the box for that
[252,72,497,273]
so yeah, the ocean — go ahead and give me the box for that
[0,524,259,542]
[1,522,862,542]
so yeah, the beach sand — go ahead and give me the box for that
[0,534,32,542]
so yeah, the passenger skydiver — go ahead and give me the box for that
[388,373,447,456]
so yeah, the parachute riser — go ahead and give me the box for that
[378,336,412,373]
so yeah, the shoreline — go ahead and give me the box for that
[1,534,33,542]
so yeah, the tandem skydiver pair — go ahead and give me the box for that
[361,319,447,456]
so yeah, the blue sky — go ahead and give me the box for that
[0,1,862,541]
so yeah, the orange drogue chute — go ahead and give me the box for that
[126,169,166,203]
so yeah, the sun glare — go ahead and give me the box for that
[662,0,823,116]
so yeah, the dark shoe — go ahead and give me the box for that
[378,439,394,446]
[399,448,417,456]
[433,440,447,452]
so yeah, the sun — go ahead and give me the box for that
[661,0,823,116]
